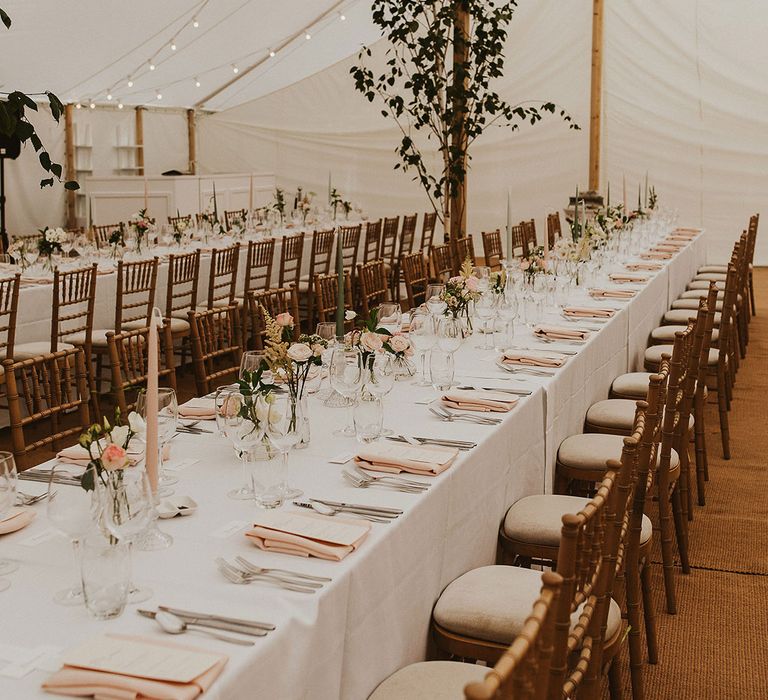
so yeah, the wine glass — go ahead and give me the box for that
[436,316,463,354]
[377,303,402,334]
[425,285,447,316]
[46,463,97,605]
[409,311,436,386]
[0,453,19,589]
[240,351,266,380]
[137,388,179,491]
[316,322,337,343]
[474,292,498,349]
[365,353,395,436]
[265,394,302,499]
[472,266,491,292]
[329,346,363,437]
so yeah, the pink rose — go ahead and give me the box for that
[101,443,129,471]
[520,260,530,271]
[389,335,410,354]
[287,343,313,362]
[275,312,293,327]
[360,331,384,353]
[465,277,479,292]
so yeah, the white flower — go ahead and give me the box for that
[360,331,384,353]
[389,335,410,354]
[109,424,130,448]
[255,395,270,424]
[128,411,145,435]
[345,310,357,321]
[287,343,313,362]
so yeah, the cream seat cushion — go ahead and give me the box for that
[62,329,111,348]
[698,264,727,273]
[121,318,151,331]
[132,316,189,334]
[611,372,651,398]
[368,661,487,700]
[584,398,637,432]
[645,344,718,367]
[679,289,725,300]
[559,432,680,472]
[693,272,727,282]
[651,325,719,344]
[664,309,721,326]
[432,565,621,646]
[12,342,74,361]
[687,280,725,291]
[503,494,653,548]
[671,298,723,312]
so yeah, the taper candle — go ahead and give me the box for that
[145,307,160,493]
[335,229,344,337]
[505,189,512,259]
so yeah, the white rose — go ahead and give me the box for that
[255,395,270,424]
[345,310,357,321]
[109,424,130,447]
[128,411,146,435]
[360,331,384,353]
[287,343,313,362]
[389,335,410,353]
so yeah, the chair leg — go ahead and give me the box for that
[671,484,691,575]
[678,443,692,523]
[640,559,659,664]
[608,659,624,700]
[749,271,756,316]
[694,394,709,483]
[625,561,646,699]
[716,368,731,459]
[657,482,678,614]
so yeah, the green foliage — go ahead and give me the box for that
[0,8,79,190]
[351,0,577,225]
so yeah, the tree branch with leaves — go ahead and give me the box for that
[351,0,578,239]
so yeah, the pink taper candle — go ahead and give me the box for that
[145,307,161,493]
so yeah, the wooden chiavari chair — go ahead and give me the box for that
[420,211,437,254]
[167,214,192,228]
[4,348,90,469]
[368,571,563,700]
[115,258,159,329]
[392,214,418,300]
[238,239,276,346]
[509,223,527,259]
[521,219,537,253]
[481,229,503,271]
[546,212,562,249]
[313,272,354,331]
[165,250,200,365]
[380,216,400,271]
[430,243,453,283]
[106,323,177,416]
[246,286,300,351]
[452,236,475,273]
[401,252,429,309]
[278,232,305,290]
[357,260,389,317]
[338,224,362,302]
[188,305,242,396]
[298,229,334,328]
[92,223,122,249]
[205,244,240,310]
[224,208,247,230]
[0,274,20,364]
[361,219,382,265]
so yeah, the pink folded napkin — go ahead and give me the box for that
[665,235,693,243]
[562,306,615,319]
[56,444,143,468]
[533,325,590,341]
[0,507,35,535]
[42,635,227,700]
[245,511,370,561]
[21,276,54,286]
[661,239,686,248]
[441,389,518,412]
[609,273,649,284]
[673,227,702,236]
[625,263,662,272]
[589,288,637,299]
[178,398,216,419]
[640,252,672,260]
[354,443,458,476]
[651,245,680,253]
[501,350,567,367]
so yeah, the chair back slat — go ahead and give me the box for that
[188,305,242,395]
[357,261,389,317]
[168,214,192,228]
[420,212,437,252]
[397,214,418,258]
[482,229,503,271]
[92,224,122,249]
[279,232,305,289]
[508,223,527,259]
[207,244,240,309]
[452,236,475,273]
[401,252,429,309]
[362,220,382,265]
[313,272,353,330]
[547,212,562,249]
[380,216,400,267]
[430,243,453,283]
[166,251,200,319]
[522,219,537,253]
[116,258,159,329]
[224,209,247,230]
[0,274,20,358]
[244,239,275,296]
[52,265,98,351]
[338,224,362,272]
[246,286,300,351]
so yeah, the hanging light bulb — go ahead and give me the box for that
[232,64,239,74]
[269,49,276,58]
[75,102,82,109]
[127,78,134,88]
[305,32,311,40]
[156,90,163,100]
[340,12,346,20]
[117,101,124,110]
[192,16,199,28]
[149,62,156,71]
[89,101,96,109]
[106,93,113,101]
[170,39,177,51]
[194,77,201,88]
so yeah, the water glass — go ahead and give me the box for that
[472,266,491,292]
[0,453,18,579]
[266,395,302,498]
[408,312,436,386]
[137,388,179,490]
[329,346,364,436]
[354,395,383,443]
[80,535,130,620]
[492,317,515,352]
[240,351,267,379]
[425,285,447,316]
[377,304,402,334]
[430,350,455,391]
[250,453,284,510]
[436,316,463,354]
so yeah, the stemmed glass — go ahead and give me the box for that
[377,304,402,334]
[329,346,364,437]
[137,388,179,491]
[473,266,491,292]
[240,351,267,379]
[365,353,395,436]
[494,292,519,351]
[0,453,19,590]
[46,463,97,605]
[265,394,302,498]
[425,285,447,316]
[473,292,498,350]
[436,316,463,355]
[409,311,436,386]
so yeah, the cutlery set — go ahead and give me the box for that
[216,556,331,593]
[342,469,428,494]
[429,405,501,425]
[494,361,555,378]
[294,499,402,522]
[386,434,477,449]
[138,606,277,645]
[19,471,80,486]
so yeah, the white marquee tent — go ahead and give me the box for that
[2,0,767,263]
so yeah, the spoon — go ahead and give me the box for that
[155,610,254,646]
[304,500,393,523]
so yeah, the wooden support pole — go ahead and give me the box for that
[187,108,196,175]
[449,0,469,244]
[135,106,145,176]
[588,0,605,192]
[64,103,77,229]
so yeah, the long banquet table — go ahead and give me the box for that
[0,230,706,699]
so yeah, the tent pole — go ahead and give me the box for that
[135,106,145,177]
[194,0,346,108]
[588,0,604,193]
[64,103,77,229]
[187,109,197,175]
[449,0,469,243]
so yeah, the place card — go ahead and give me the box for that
[163,457,198,472]
[62,636,221,683]
[18,527,59,547]
[211,520,249,539]
[328,452,354,464]
[251,511,369,547]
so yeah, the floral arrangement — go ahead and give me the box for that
[171,218,187,244]
[489,268,506,295]
[128,209,153,253]
[37,226,67,257]
[648,186,658,211]
[330,188,351,220]
[78,410,142,493]
[262,308,326,400]
[272,188,286,220]
[347,307,414,363]
[298,190,315,224]
[440,258,480,319]
[519,245,548,279]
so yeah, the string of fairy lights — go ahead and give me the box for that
[70,0,355,111]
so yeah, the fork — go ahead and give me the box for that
[351,465,429,489]
[494,361,556,377]
[232,557,332,583]
[16,491,52,506]
[216,559,319,593]
[342,470,426,494]
[429,406,500,425]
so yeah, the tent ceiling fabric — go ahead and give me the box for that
[0,0,379,110]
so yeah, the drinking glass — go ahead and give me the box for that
[425,285,447,316]
[0,453,19,587]
[430,350,455,390]
[80,534,130,620]
[472,266,491,292]
[329,346,364,437]
[408,311,436,386]
[354,395,383,443]
[47,464,97,605]
[137,388,179,490]
[377,304,402,334]
[436,316,463,354]
[365,352,395,436]
[240,351,266,379]
[473,292,498,349]
[316,322,337,343]
[265,395,302,498]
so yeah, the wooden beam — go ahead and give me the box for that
[64,103,77,229]
[588,0,605,192]
[135,106,145,176]
[194,0,346,108]
[449,1,470,243]
[187,108,196,175]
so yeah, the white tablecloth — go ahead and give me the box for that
[0,230,706,699]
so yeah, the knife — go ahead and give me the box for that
[311,498,403,515]
[139,609,268,637]
[156,606,276,632]
[386,436,476,450]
